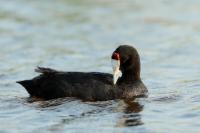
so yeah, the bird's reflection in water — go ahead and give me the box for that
[27,97,144,130]
[26,97,77,108]
[116,99,144,127]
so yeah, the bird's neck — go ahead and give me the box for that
[121,68,141,83]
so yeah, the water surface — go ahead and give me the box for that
[0,0,200,133]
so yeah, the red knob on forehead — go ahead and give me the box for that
[112,52,120,60]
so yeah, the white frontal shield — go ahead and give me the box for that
[111,59,122,85]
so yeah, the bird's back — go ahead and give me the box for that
[17,69,115,100]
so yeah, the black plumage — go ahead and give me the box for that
[17,45,148,101]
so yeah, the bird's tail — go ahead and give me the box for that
[17,80,35,96]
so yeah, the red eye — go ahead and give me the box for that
[112,52,120,60]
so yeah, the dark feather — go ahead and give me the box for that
[35,67,59,74]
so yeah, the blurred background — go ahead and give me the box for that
[0,0,200,133]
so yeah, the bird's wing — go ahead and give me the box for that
[35,67,59,74]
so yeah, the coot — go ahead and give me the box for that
[17,45,147,101]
